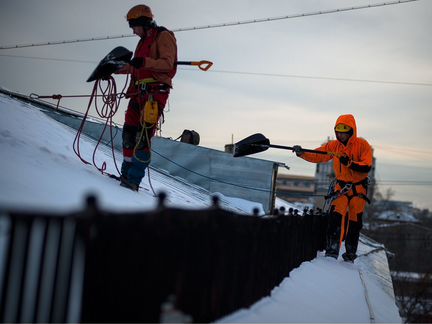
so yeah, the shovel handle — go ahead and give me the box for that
[177,60,213,71]
[253,144,332,156]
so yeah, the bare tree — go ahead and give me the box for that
[393,272,432,323]
[385,187,396,201]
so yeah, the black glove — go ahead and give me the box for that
[339,154,351,166]
[130,57,144,68]
[292,145,304,156]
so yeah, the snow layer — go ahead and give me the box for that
[0,93,401,323]
[218,243,401,323]
[0,93,260,214]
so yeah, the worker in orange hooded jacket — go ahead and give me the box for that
[115,4,177,191]
[293,114,373,262]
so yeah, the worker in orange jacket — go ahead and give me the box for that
[293,114,373,261]
[115,4,177,191]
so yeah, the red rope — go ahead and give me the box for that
[72,81,97,166]
[73,76,128,176]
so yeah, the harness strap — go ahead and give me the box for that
[337,177,369,189]
[328,177,371,204]
[135,78,170,94]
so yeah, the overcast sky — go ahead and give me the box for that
[0,0,431,209]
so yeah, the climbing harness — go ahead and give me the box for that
[336,178,371,204]
[323,177,370,249]
[135,78,170,94]
[324,178,370,204]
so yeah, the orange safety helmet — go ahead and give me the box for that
[127,5,154,27]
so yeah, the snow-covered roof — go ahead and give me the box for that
[0,93,260,214]
[377,210,419,223]
[218,236,400,323]
[0,92,401,323]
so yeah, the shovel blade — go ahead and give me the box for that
[87,46,133,82]
[233,133,270,157]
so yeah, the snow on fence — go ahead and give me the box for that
[0,195,327,323]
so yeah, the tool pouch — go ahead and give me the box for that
[142,96,159,124]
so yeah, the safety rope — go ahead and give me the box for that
[151,149,274,193]
[134,114,157,197]
[31,82,165,196]
[72,76,128,176]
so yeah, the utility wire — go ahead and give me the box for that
[192,68,432,87]
[0,54,96,64]
[0,0,420,50]
[1,54,431,87]
[173,0,420,32]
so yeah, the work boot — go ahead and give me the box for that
[344,217,362,262]
[325,212,342,259]
[325,251,339,259]
[121,160,133,180]
[124,150,150,189]
[325,240,339,259]
[120,177,139,192]
[342,252,357,263]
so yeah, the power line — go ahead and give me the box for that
[0,0,420,50]
[0,54,96,64]
[374,144,432,156]
[1,54,431,87]
[196,68,432,87]
[173,0,420,32]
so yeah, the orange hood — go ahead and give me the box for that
[335,114,357,139]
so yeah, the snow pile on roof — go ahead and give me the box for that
[0,93,260,214]
[0,93,401,323]
[377,210,418,223]
[274,197,305,214]
[218,236,401,323]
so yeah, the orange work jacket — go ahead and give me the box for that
[299,114,373,184]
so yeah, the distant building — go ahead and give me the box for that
[275,174,315,204]
[224,143,234,154]
[314,160,334,208]
[374,200,419,223]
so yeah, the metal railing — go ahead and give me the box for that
[0,195,327,323]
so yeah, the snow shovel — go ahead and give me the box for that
[233,133,329,157]
[177,60,213,71]
[87,46,133,82]
[87,47,213,82]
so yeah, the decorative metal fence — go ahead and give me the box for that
[0,195,327,323]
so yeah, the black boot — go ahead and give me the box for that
[342,252,356,263]
[121,160,133,180]
[325,212,342,258]
[343,216,363,262]
[120,178,139,191]
[120,160,139,191]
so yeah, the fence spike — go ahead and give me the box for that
[85,194,98,211]
[252,207,260,216]
[211,195,220,208]
[157,191,167,208]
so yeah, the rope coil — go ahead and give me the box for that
[72,76,128,176]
